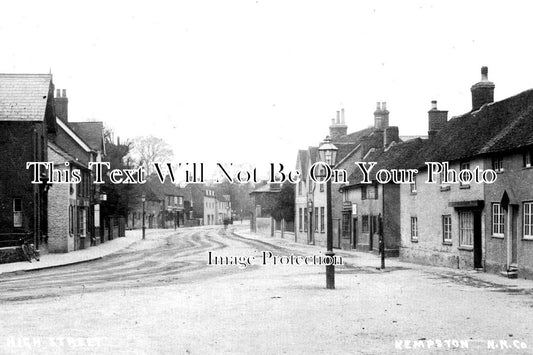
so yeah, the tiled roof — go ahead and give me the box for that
[48,141,78,163]
[345,87,533,187]
[400,135,427,141]
[69,121,105,152]
[334,127,374,143]
[335,143,359,164]
[296,150,308,173]
[308,146,318,164]
[347,138,426,185]
[144,177,183,201]
[0,74,53,121]
[421,88,533,164]
[297,126,376,173]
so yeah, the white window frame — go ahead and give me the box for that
[459,211,474,247]
[524,202,533,239]
[410,217,418,241]
[492,203,505,237]
[442,215,452,244]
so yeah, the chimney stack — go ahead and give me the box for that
[329,108,348,141]
[374,101,389,130]
[384,126,400,148]
[54,88,69,123]
[428,100,448,139]
[471,66,495,111]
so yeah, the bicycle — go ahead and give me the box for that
[20,239,40,263]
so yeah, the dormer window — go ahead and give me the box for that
[492,156,504,173]
[459,161,470,188]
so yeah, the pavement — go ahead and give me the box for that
[0,230,144,275]
[232,226,533,293]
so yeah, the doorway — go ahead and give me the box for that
[511,205,518,266]
[352,218,358,249]
[473,211,482,269]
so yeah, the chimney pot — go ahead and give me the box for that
[376,102,381,110]
[336,110,340,124]
[62,89,67,97]
[431,100,437,109]
[341,108,345,124]
[481,66,488,81]
[382,102,387,111]
[56,89,60,98]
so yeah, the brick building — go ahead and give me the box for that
[46,89,106,251]
[0,74,57,262]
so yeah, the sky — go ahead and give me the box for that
[2,1,533,177]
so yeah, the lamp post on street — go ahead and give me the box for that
[141,194,146,240]
[318,135,338,290]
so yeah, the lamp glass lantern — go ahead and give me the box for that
[318,136,338,166]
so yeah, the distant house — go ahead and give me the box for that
[216,194,232,223]
[188,184,219,225]
[203,188,217,225]
[0,74,57,261]
[128,177,184,229]
[249,183,280,227]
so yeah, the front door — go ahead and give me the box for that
[308,210,313,245]
[512,205,518,265]
[352,218,358,249]
[473,211,482,269]
[369,215,374,251]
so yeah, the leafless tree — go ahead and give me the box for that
[129,135,174,174]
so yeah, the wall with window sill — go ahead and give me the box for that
[484,151,533,278]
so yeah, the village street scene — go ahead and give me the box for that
[2,1,533,354]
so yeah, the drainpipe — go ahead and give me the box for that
[506,207,512,270]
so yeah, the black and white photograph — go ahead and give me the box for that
[1,1,533,354]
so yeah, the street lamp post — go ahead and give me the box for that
[318,136,338,290]
[141,194,146,240]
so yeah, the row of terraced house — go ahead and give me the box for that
[126,179,233,229]
[0,73,232,264]
[294,67,533,279]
